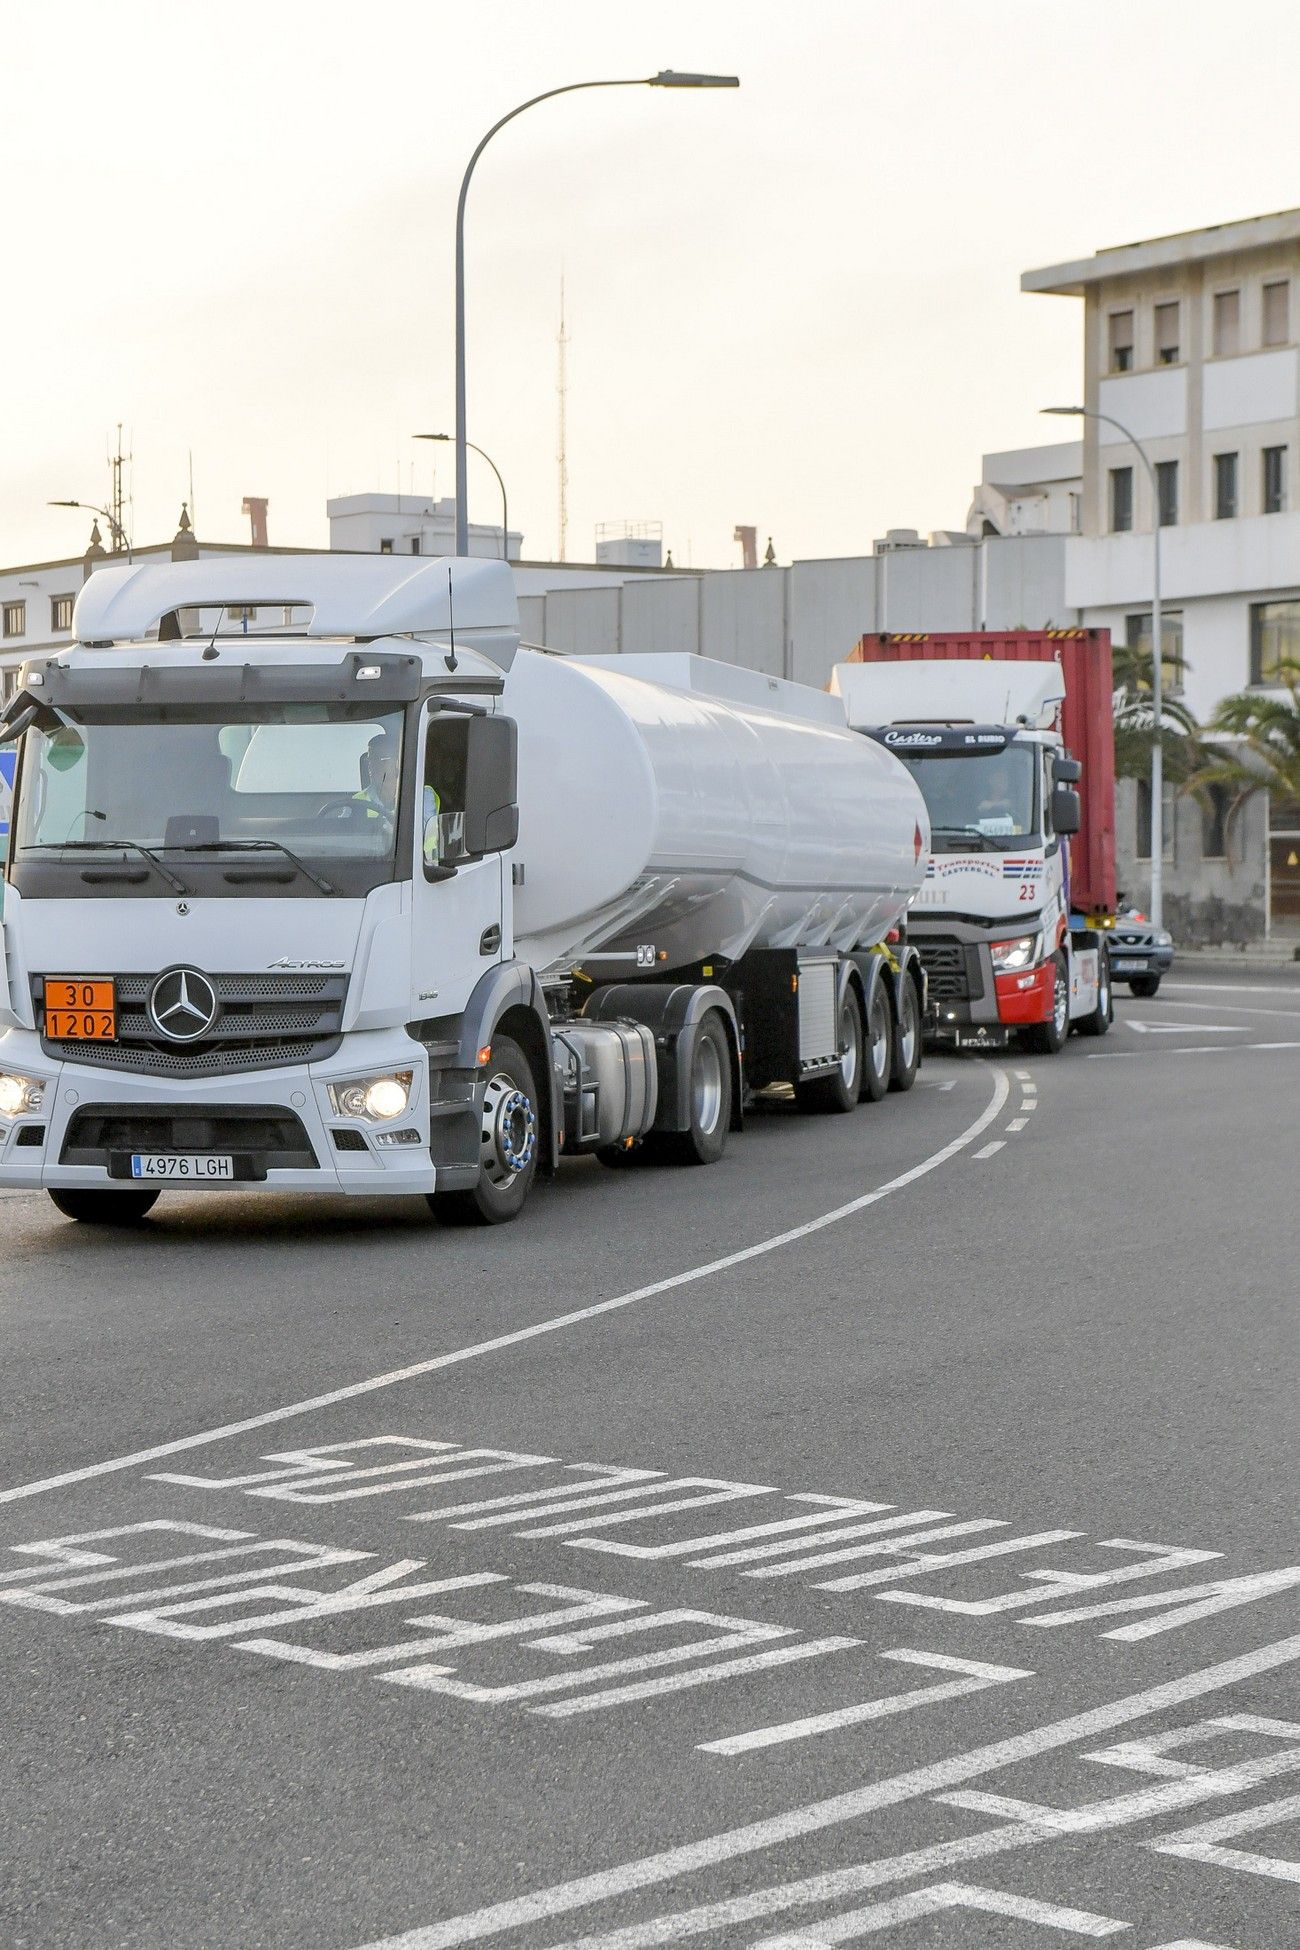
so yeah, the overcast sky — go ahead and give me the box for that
[4,0,1299,571]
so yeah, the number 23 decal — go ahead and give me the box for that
[1017,882,1037,901]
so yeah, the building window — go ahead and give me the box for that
[409,536,421,555]
[1213,451,1238,520]
[1125,609,1185,696]
[379,537,394,555]
[1154,301,1180,364]
[1251,599,1300,684]
[1110,466,1134,533]
[1263,279,1290,347]
[1263,445,1287,515]
[50,593,74,632]
[1136,779,1176,863]
[1201,783,1232,860]
[1108,309,1134,373]
[1212,288,1240,356]
[1156,459,1178,527]
[2,601,25,638]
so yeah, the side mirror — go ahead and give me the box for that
[463,714,519,858]
[1053,753,1081,784]
[1052,784,1081,834]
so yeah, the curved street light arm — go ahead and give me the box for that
[454,80,651,557]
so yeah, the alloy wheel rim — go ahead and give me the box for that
[481,1072,536,1187]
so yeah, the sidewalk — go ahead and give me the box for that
[1175,939,1300,967]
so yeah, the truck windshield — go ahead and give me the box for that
[13,706,406,862]
[896,745,1038,848]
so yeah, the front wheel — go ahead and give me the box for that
[48,1189,159,1225]
[1077,951,1113,1037]
[428,1034,540,1226]
[1129,974,1161,998]
[889,973,922,1092]
[1019,951,1069,1056]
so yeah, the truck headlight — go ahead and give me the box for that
[327,1071,413,1122]
[1154,930,1173,947]
[0,1073,45,1119]
[990,934,1040,973]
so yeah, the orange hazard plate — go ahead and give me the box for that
[45,977,116,1040]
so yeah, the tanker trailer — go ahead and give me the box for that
[0,555,928,1229]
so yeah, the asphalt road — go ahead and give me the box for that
[0,962,1297,1950]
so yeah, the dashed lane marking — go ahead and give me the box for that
[973,1141,1004,1160]
[1006,1118,1028,1132]
[0,1068,1010,1509]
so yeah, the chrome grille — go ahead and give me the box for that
[36,970,348,1076]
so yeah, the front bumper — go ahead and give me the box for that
[915,927,1056,1046]
[0,1027,440,1197]
[1105,942,1174,979]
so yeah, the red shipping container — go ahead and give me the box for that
[846,630,1117,917]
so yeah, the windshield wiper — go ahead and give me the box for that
[169,839,337,897]
[21,838,190,894]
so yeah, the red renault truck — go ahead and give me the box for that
[832,630,1118,1053]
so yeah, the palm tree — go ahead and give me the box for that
[1184,660,1300,815]
[1110,635,1203,784]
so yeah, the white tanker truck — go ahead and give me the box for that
[0,556,929,1227]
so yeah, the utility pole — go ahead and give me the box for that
[557,277,570,562]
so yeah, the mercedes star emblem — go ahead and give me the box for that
[147,967,219,1043]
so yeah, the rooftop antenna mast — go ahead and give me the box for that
[556,275,569,562]
[109,422,131,555]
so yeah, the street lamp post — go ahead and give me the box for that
[453,69,739,557]
[415,432,509,560]
[48,498,132,561]
[1043,404,1164,928]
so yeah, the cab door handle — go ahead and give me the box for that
[479,924,502,956]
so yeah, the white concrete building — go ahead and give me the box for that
[1022,207,1300,726]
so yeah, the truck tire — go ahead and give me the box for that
[1129,974,1161,998]
[663,1012,732,1165]
[1077,950,1113,1037]
[48,1189,159,1225]
[796,985,863,1115]
[889,973,922,1092]
[429,1034,540,1226]
[1019,952,1069,1056]
[859,978,893,1102]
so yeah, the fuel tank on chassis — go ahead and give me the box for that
[505,650,928,973]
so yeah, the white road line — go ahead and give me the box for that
[751,1879,1128,1943]
[1087,1041,1300,1059]
[1148,1785,1300,1882]
[698,1650,1031,1757]
[974,1141,1004,1160]
[0,1068,1011,1509]
[1162,980,1300,996]
[1013,1068,1031,1080]
[1005,1118,1028,1132]
[533,1638,859,1718]
[347,1633,1300,1950]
